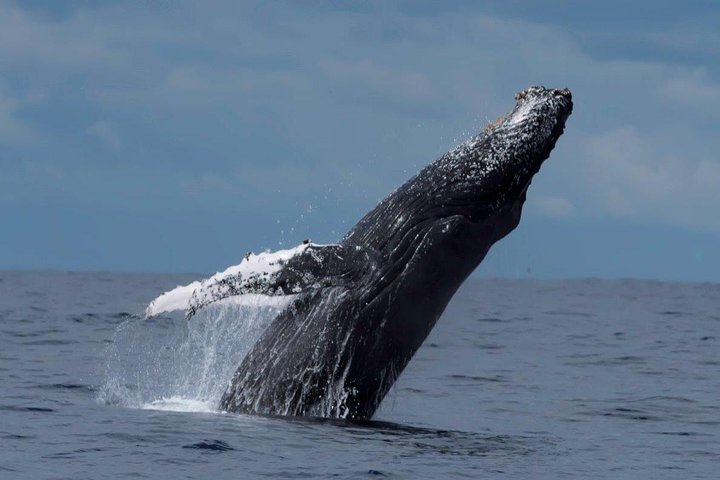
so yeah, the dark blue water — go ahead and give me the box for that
[1,271,718,478]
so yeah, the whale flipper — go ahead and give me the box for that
[145,243,376,319]
[185,243,377,319]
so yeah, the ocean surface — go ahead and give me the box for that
[1,271,718,479]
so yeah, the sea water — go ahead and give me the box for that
[1,271,718,478]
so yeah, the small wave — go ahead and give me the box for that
[182,439,234,452]
[448,374,507,383]
[280,417,539,458]
[42,447,105,459]
[0,405,54,413]
[30,383,96,393]
[21,339,79,346]
[1,434,35,440]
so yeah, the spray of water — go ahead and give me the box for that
[98,299,289,413]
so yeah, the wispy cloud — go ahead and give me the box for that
[86,120,122,152]
[657,68,720,108]
[645,28,720,56]
[567,126,720,229]
[0,84,37,145]
[530,195,575,218]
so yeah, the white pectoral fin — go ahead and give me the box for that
[145,243,312,319]
[145,242,374,320]
[145,280,202,317]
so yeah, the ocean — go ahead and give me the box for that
[1,271,718,479]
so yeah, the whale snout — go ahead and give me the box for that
[515,86,573,112]
[504,86,573,135]
[552,88,573,116]
[553,88,572,101]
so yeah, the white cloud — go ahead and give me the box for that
[86,120,122,152]
[320,59,434,100]
[657,68,720,108]
[530,195,575,218]
[569,126,720,229]
[0,2,121,69]
[0,85,36,144]
[645,28,720,55]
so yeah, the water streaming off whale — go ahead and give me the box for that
[100,300,288,412]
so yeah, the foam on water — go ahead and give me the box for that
[140,396,218,413]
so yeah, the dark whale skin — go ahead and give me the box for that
[220,86,573,419]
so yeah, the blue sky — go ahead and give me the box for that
[1,1,719,281]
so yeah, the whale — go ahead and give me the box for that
[146,86,573,420]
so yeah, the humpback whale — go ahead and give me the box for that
[147,86,573,420]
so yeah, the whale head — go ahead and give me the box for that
[344,86,572,253]
[436,86,573,221]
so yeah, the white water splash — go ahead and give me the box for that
[99,299,288,413]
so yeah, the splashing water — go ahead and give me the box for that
[99,298,290,413]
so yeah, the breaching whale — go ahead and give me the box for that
[147,86,573,420]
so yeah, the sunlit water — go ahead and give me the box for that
[1,271,718,478]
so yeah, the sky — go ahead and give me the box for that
[1,0,719,281]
